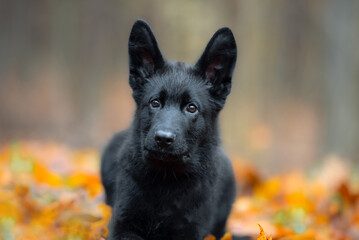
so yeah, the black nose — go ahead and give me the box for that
[154,130,175,147]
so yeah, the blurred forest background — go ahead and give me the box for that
[0,0,358,174]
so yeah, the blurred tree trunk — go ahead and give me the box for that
[322,0,359,162]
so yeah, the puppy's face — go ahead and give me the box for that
[139,65,210,166]
[128,20,237,169]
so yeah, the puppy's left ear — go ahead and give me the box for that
[195,28,237,108]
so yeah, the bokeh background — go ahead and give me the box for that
[1,0,358,175]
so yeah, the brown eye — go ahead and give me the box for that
[150,99,161,108]
[186,104,198,113]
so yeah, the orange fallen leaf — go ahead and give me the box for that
[254,177,280,200]
[203,233,232,240]
[2,141,359,239]
[257,224,272,240]
[204,234,216,240]
[221,232,232,240]
[33,162,62,186]
[66,173,102,197]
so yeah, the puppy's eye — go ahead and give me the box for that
[186,104,198,113]
[150,99,161,108]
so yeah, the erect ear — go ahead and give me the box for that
[128,19,164,92]
[195,28,237,108]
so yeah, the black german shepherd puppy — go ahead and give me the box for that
[101,20,244,240]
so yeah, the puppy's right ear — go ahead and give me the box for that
[128,20,164,92]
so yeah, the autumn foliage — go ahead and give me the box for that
[0,142,359,240]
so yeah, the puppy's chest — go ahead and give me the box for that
[118,186,207,238]
[138,185,204,215]
[124,181,210,222]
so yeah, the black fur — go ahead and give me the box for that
[101,20,248,240]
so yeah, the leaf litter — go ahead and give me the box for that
[0,142,358,240]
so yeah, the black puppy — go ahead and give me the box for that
[101,20,244,240]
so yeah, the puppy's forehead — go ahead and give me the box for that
[148,62,207,97]
[160,61,196,83]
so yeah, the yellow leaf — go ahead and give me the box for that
[66,173,102,197]
[257,224,272,240]
[254,177,280,200]
[220,232,232,240]
[89,204,112,238]
[204,235,216,240]
[285,192,314,212]
[33,163,62,186]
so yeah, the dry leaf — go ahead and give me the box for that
[220,232,232,240]
[0,142,359,240]
[257,224,272,240]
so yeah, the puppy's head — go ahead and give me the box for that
[128,20,237,169]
